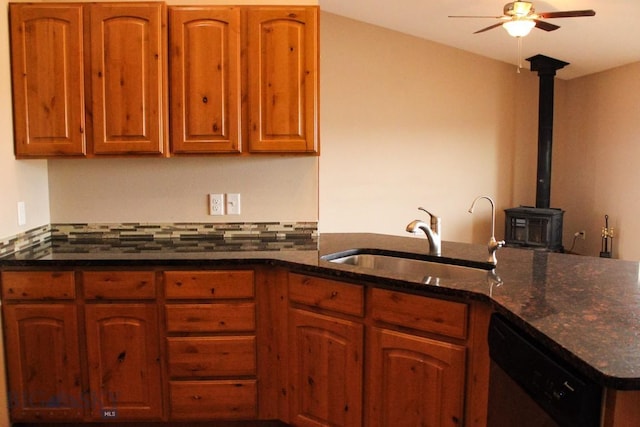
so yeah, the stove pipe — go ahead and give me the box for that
[526,55,569,209]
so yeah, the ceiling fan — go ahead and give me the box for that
[449,1,596,37]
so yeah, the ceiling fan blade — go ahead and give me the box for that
[473,22,504,34]
[448,15,503,19]
[534,20,560,32]
[537,10,596,19]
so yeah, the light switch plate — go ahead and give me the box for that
[227,193,241,215]
[17,201,26,226]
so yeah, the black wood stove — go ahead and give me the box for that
[504,206,564,251]
[504,55,568,252]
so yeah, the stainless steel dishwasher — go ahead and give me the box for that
[487,313,602,427]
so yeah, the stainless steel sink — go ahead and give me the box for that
[323,251,491,283]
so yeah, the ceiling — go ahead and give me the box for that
[318,0,640,80]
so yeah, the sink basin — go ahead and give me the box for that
[322,250,492,283]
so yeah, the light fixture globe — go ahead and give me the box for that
[502,19,536,37]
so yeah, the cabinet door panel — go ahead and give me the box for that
[84,304,162,420]
[169,7,241,153]
[367,327,466,427]
[247,7,318,153]
[4,304,83,421]
[89,3,166,155]
[289,309,363,427]
[9,4,85,157]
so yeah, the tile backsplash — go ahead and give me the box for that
[0,222,318,257]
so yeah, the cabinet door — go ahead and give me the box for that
[289,308,363,427]
[367,327,466,427]
[9,4,86,157]
[247,7,318,153]
[88,3,167,155]
[84,304,162,420]
[3,304,83,421]
[169,7,242,154]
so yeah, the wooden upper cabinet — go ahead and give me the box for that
[88,3,167,156]
[169,7,242,154]
[9,4,86,158]
[247,7,319,153]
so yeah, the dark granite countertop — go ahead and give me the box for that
[2,232,640,390]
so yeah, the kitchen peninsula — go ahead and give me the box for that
[1,230,640,426]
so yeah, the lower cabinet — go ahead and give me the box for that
[367,327,466,427]
[1,267,490,425]
[84,304,163,420]
[1,270,163,422]
[3,303,84,421]
[164,270,258,420]
[289,309,364,427]
[287,272,482,427]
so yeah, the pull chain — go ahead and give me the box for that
[517,37,523,73]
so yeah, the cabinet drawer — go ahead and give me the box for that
[165,270,254,299]
[166,303,256,333]
[371,288,468,339]
[1,271,75,300]
[169,380,257,420]
[168,336,256,378]
[289,273,364,317]
[83,271,156,299]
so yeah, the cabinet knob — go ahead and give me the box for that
[202,96,208,104]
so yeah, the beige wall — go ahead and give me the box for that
[319,12,536,243]
[555,62,640,259]
[48,157,318,223]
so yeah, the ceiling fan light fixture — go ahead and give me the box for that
[502,19,536,37]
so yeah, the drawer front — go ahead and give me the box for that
[1,271,75,300]
[371,288,468,339]
[169,380,257,420]
[166,303,256,333]
[83,271,156,300]
[165,270,254,299]
[289,272,364,317]
[167,336,256,378]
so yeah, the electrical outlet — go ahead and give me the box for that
[227,193,241,215]
[209,194,225,215]
[574,230,586,240]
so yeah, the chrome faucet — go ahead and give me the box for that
[468,196,505,265]
[406,207,441,256]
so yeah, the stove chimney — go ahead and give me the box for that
[503,55,568,252]
[526,54,569,209]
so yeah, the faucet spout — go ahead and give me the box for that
[468,196,505,265]
[406,207,441,256]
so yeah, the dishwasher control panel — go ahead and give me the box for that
[488,314,602,427]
